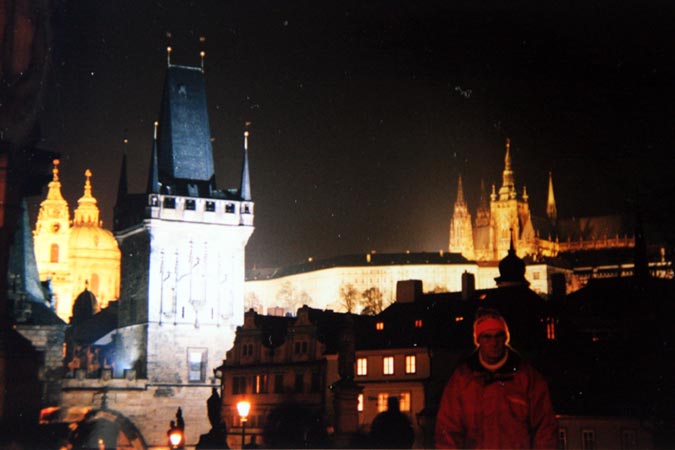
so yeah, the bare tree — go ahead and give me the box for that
[275,282,312,315]
[244,292,260,312]
[276,281,297,313]
[361,287,384,315]
[339,283,359,313]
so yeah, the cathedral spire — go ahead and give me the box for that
[499,138,516,200]
[239,125,251,201]
[147,121,160,194]
[546,171,557,223]
[456,175,466,206]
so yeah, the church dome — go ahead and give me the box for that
[68,225,119,252]
[71,288,99,325]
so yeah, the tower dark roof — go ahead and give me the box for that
[495,240,529,287]
[9,200,48,304]
[156,64,216,194]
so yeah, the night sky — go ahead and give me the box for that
[35,0,675,269]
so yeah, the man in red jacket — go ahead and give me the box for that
[435,309,557,449]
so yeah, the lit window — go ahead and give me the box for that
[399,392,411,412]
[188,348,207,382]
[357,393,364,412]
[414,319,423,328]
[546,317,556,340]
[357,357,368,376]
[377,393,389,412]
[376,322,384,331]
[50,244,59,263]
[582,429,596,450]
[383,356,394,375]
[533,271,540,280]
[455,316,464,322]
[405,355,416,374]
[254,374,268,394]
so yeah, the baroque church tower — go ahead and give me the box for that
[33,160,72,319]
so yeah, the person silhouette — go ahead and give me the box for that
[369,396,415,449]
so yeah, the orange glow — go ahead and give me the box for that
[455,316,464,322]
[168,429,183,446]
[237,400,251,419]
[414,319,423,328]
[39,406,60,424]
[376,322,384,331]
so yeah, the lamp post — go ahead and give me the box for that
[236,400,251,449]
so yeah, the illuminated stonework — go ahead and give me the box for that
[33,161,121,321]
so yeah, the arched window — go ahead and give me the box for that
[50,244,59,263]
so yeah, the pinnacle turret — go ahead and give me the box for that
[240,127,252,201]
[546,171,557,223]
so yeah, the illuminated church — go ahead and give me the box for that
[449,138,635,262]
[33,161,121,322]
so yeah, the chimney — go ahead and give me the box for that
[396,280,423,303]
[461,271,475,300]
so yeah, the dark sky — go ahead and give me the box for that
[36,0,675,269]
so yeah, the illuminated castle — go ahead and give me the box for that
[449,138,634,262]
[33,161,121,321]
[59,50,254,447]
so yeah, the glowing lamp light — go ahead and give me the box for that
[169,429,183,447]
[236,400,251,420]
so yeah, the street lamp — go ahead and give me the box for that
[236,400,251,448]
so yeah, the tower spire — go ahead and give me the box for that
[147,121,160,194]
[117,138,129,201]
[45,159,65,201]
[239,123,251,201]
[499,138,516,200]
[546,171,557,223]
[456,175,466,206]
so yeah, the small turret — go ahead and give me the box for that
[546,171,557,223]
[239,126,252,201]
